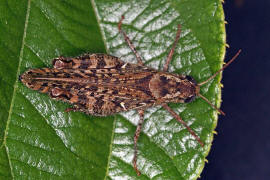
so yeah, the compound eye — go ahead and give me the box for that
[185,75,196,84]
[184,95,196,103]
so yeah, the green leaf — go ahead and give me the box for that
[0,0,225,179]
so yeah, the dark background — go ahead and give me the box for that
[201,0,270,180]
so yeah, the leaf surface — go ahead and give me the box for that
[0,0,225,179]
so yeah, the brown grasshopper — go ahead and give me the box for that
[20,15,241,176]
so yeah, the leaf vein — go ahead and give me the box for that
[2,0,32,179]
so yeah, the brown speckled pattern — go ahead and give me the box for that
[20,53,197,116]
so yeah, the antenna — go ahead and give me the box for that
[198,94,225,115]
[197,50,241,115]
[198,50,241,86]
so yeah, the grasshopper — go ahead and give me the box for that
[20,15,241,175]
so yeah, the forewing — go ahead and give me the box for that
[20,67,157,116]
[75,86,156,116]
[49,83,156,116]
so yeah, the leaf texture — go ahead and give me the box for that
[0,0,225,179]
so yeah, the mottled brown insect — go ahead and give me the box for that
[20,16,241,176]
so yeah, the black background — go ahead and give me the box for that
[201,0,270,179]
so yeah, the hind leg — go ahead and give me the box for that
[132,110,145,176]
